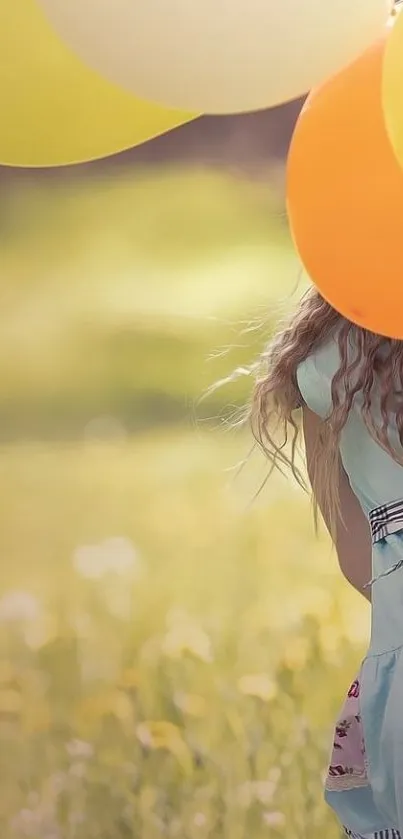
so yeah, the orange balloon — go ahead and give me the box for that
[286,27,403,339]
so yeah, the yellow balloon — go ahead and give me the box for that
[0,0,197,167]
[37,0,392,115]
[382,6,403,171]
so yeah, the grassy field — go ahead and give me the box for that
[0,430,369,839]
[0,167,368,838]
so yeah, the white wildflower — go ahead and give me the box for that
[73,537,141,580]
[66,739,94,760]
[263,811,286,827]
[193,812,207,827]
[0,591,40,622]
[72,544,109,579]
[102,537,139,576]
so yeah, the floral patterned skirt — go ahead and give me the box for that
[326,675,368,793]
[325,674,401,839]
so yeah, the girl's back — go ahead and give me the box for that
[252,290,403,838]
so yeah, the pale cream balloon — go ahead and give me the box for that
[37,0,391,114]
[383,6,403,172]
[0,0,196,167]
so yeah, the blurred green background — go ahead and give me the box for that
[0,135,368,839]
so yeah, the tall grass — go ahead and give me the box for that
[0,430,367,839]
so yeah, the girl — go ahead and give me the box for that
[251,286,403,839]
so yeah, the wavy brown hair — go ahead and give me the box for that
[251,286,403,533]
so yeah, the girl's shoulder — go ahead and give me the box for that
[296,331,341,418]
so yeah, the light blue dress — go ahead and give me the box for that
[297,332,403,839]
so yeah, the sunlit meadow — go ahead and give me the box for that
[0,167,368,839]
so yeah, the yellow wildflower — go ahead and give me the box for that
[237,673,277,702]
[174,692,207,718]
[136,720,193,774]
[0,689,22,714]
[162,624,213,662]
[282,636,310,671]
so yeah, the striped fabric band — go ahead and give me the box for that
[369,499,403,544]
[344,828,402,839]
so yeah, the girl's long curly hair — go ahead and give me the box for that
[251,285,403,533]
